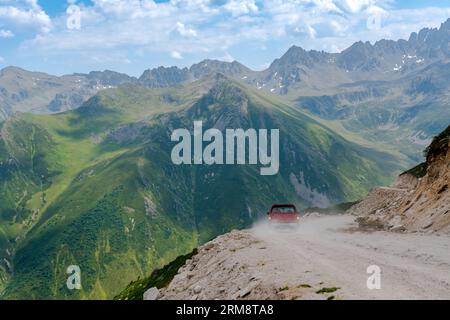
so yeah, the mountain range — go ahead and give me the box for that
[0,19,449,299]
[0,67,136,121]
[2,19,450,162]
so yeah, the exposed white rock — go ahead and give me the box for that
[143,287,160,300]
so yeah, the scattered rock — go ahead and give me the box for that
[193,285,202,294]
[143,287,160,300]
[237,283,258,298]
[158,230,281,300]
[348,138,450,233]
[388,215,404,231]
[423,222,433,229]
[202,243,215,251]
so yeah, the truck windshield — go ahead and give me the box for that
[272,206,296,213]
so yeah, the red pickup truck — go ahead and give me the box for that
[267,204,300,225]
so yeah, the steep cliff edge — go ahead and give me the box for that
[116,215,450,300]
[349,125,450,233]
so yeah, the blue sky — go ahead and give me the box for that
[0,0,449,76]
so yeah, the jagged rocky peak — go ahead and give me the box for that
[441,17,450,29]
[336,41,376,71]
[190,59,251,78]
[86,70,137,86]
[139,65,191,88]
[407,19,450,58]
[271,45,331,68]
[373,38,409,55]
[138,60,251,88]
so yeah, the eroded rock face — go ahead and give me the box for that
[399,148,450,232]
[349,141,450,233]
[392,173,420,190]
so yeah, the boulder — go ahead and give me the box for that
[143,287,160,300]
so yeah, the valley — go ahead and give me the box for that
[0,75,403,299]
[128,123,450,301]
[170,121,280,175]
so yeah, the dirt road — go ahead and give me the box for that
[251,215,450,299]
[160,215,450,300]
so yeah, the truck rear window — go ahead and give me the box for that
[271,206,296,213]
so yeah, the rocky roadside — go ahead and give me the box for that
[143,229,338,300]
[348,125,450,233]
[157,231,279,300]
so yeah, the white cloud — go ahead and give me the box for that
[310,0,343,13]
[223,0,258,17]
[175,22,197,37]
[219,52,235,62]
[337,0,372,13]
[0,0,51,32]
[366,5,387,15]
[294,24,317,38]
[0,56,4,63]
[0,29,14,38]
[170,50,183,59]
[8,0,450,72]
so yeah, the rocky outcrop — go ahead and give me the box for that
[158,231,280,300]
[156,227,343,300]
[349,125,450,233]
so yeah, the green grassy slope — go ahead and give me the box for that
[114,248,198,300]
